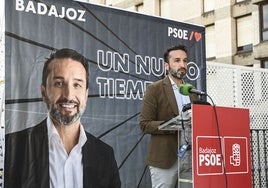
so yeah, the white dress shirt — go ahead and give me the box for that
[169,76,190,112]
[47,116,87,188]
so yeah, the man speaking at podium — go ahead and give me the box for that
[140,45,197,188]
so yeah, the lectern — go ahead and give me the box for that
[158,106,193,188]
[159,104,252,188]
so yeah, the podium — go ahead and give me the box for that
[159,104,252,188]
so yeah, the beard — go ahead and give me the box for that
[169,67,187,79]
[47,98,86,126]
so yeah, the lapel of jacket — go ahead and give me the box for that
[82,133,95,188]
[32,119,50,187]
[163,76,179,115]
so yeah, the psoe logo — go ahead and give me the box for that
[230,143,240,166]
[168,26,189,40]
[196,136,224,176]
[15,0,86,22]
[167,26,202,42]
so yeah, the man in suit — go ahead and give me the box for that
[5,48,121,188]
[140,45,197,188]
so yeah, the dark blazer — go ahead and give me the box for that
[4,119,121,188]
[140,76,197,169]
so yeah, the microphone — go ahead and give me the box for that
[179,83,206,96]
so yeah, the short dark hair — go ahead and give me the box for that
[163,45,188,63]
[42,48,89,88]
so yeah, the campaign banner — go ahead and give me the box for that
[5,0,206,186]
[192,104,252,188]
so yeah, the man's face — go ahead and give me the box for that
[41,58,88,126]
[165,49,188,78]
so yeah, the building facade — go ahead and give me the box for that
[80,0,268,68]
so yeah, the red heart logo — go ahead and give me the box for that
[194,32,202,42]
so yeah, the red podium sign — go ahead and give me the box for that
[192,104,252,188]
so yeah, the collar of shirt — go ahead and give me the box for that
[46,115,87,188]
[47,115,87,149]
[168,76,178,90]
[168,76,190,112]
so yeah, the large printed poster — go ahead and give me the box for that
[4,0,206,187]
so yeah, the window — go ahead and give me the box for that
[260,3,268,41]
[105,0,112,5]
[160,0,170,17]
[261,59,268,69]
[236,0,246,2]
[203,0,215,13]
[136,3,144,12]
[237,15,253,52]
[205,25,216,59]
[74,0,90,2]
